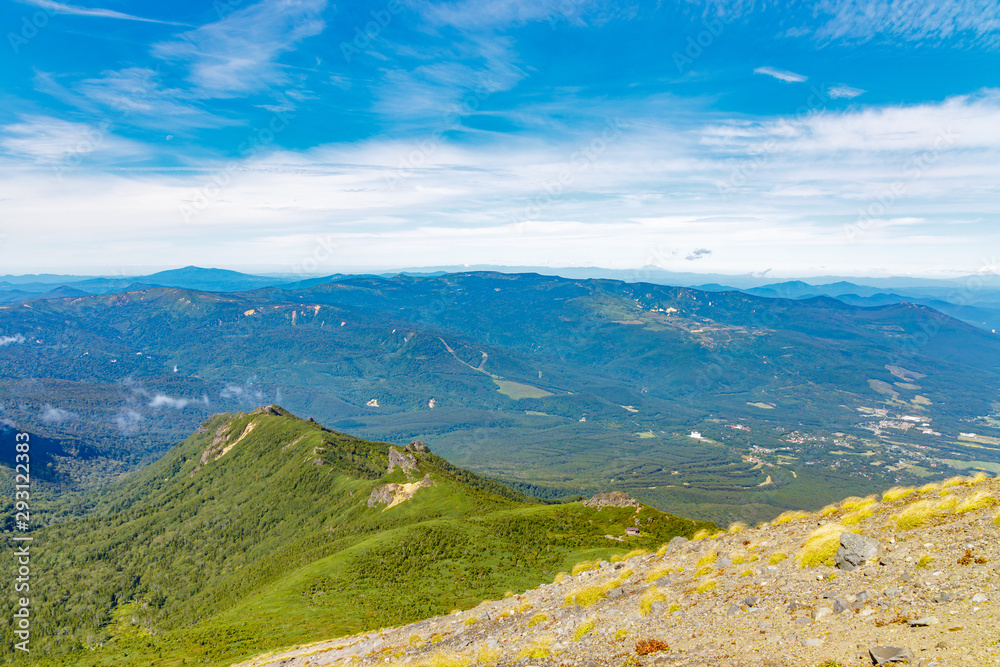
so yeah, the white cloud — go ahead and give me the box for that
[828,85,866,99]
[753,66,808,83]
[812,0,1000,48]
[0,334,26,346]
[114,409,144,433]
[0,115,147,164]
[151,0,327,97]
[148,394,191,409]
[41,405,77,424]
[17,0,189,25]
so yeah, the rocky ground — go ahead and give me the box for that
[235,475,1000,667]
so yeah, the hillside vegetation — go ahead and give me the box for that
[237,473,1000,667]
[0,407,711,666]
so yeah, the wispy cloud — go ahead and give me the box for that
[148,393,191,409]
[0,334,26,346]
[151,0,327,97]
[812,0,1000,48]
[828,84,866,99]
[17,0,190,25]
[754,66,808,83]
[0,115,148,163]
[41,405,77,424]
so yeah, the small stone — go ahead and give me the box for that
[933,592,952,604]
[884,587,902,598]
[971,593,987,603]
[716,557,733,568]
[935,641,949,649]
[802,638,824,647]
[793,617,812,626]
[908,616,939,627]
[726,604,740,617]
[832,598,850,615]
[869,646,914,665]
[836,532,882,571]
[744,596,758,607]
[812,607,832,622]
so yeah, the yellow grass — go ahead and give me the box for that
[572,560,597,576]
[406,652,470,667]
[477,648,500,665]
[994,507,1000,525]
[732,555,746,565]
[882,486,915,502]
[571,585,607,608]
[655,542,671,556]
[938,496,958,510]
[517,602,533,612]
[696,551,718,567]
[695,579,717,593]
[969,471,990,485]
[942,475,967,488]
[820,503,841,516]
[728,521,748,533]
[614,628,629,640]
[842,507,875,525]
[740,569,752,577]
[694,566,713,577]
[639,586,668,616]
[797,524,845,568]
[772,510,809,525]
[895,499,939,530]
[839,495,873,510]
[528,613,548,627]
[954,490,998,514]
[916,555,934,568]
[516,637,552,659]
[769,552,788,565]
[917,482,940,494]
[691,528,714,541]
[463,617,477,627]
[623,548,650,560]
[645,565,672,583]
[552,571,567,584]
[573,620,596,641]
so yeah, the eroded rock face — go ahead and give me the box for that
[406,440,428,453]
[835,532,881,571]
[583,491,640,509]
[387,446,418,474]
[367,474,434,509]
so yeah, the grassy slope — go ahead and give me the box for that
[3,408,711,666]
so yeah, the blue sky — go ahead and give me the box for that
[0,0,998,277]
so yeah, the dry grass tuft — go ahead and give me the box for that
[895,499,939,530]
[769,552,788,565]
[552,571,567,584]
[954,490,998,514]
[882,486,915,502]
[571,560,598,576]
[645,564,673,583]
[696,550,718,568]
[695,579,717,593]
[516,637,552,659]
[772,510,809,525]
[917,482,940,494]
[639,586,668,616]
[572,620,596,641]
[798,524,845,568]
[969,471,990,485]
[994,507,1000,526]
[728,521,748,533]
[842,506,875,525]
[820,503,841,516]
[690,528,715,541]
[942,475,967,488]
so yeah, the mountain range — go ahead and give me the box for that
[2,271,1000,525]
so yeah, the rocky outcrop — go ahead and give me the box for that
[583,491,641,509]
[387,446,418,474]
[238,474,1000,667]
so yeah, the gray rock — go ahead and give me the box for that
[908,616,939,627]
[793,617,812,626]
[832,598,850,615]
[869,646,914,665]
[665,535,689,553]
[855,589,872,605]
[726,604,740,617]
[933,592,951,604]
[716,556,733,568]
[972,592,988,603]
[884,587,902,598]
[802,638,823,648]
[744,595,758,607]
[835,532,882,571]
